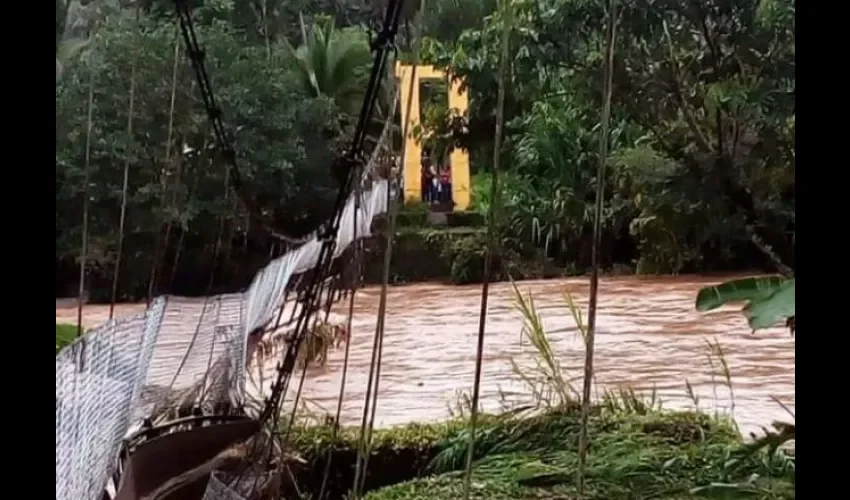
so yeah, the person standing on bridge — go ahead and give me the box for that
[420,154,433,203]
[439,164,452,204]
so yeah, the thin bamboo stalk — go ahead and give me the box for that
[576,0,618,495]
[109,10,140,320]
[77,43,96,338]
[147,28,182,303]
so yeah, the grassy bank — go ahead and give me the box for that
[285,406,794,499]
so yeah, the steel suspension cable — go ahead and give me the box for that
[164,154,233,395]
[168,156,202,289]
[206,158,231,291]
[262,0,402,331]
[278,265,339,442]
[170,10,406,498]
[577,0,617,494]
[353,165,393,498]
[461,0,511,497]
[171,0,306,244]
[318,81,399,498]
[256,0,407,428]
[169,0,405,432]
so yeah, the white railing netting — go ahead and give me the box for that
[55,180,389,500]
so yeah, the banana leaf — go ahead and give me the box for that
[695,276,795,332]
[743,278,795,330]
[695,276,788,311]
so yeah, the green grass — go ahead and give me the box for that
[362,409,794,500]
[287,418,475,456]
[282,415,509,498]
[283,407,793,500]
[56,323,79,353]
[395,226,485,236]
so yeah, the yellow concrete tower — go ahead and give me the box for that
[395,62,471,211]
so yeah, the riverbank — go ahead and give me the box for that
[58,220,775,302]
[361,226,620,286]
[285,405,794,499]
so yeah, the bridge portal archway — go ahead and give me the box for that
[395,63,471,211]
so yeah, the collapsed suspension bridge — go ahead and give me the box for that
[56,0,532,496]
[56,0,413,498]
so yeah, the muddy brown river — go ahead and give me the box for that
[57,275,795,437]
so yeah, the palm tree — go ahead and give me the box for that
[282,14,373,118]
[282,14,401,163]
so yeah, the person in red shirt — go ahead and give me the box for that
[421,151,433,202]
[439,164,452,204]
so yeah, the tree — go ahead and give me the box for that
[283,15,373,119]
[420,0,794,274]
[56,8,345,298]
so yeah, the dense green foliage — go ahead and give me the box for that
[55,0,794,300]
[420,0,794,275]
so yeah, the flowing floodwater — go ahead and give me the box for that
[57,275,795,437]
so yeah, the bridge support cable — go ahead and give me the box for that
[278,82,401,460]
[352,166,394,499]
[206,160,231,292]
[461,0,511,498]
[164,1,406,497]
[577,0,618,494]
[252,0,407,431]
[162,159,231,401]
[171,0,316,244]
[318,186,364,500]
[168,161,200,289]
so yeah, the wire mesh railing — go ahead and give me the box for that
[55,179,389,500]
